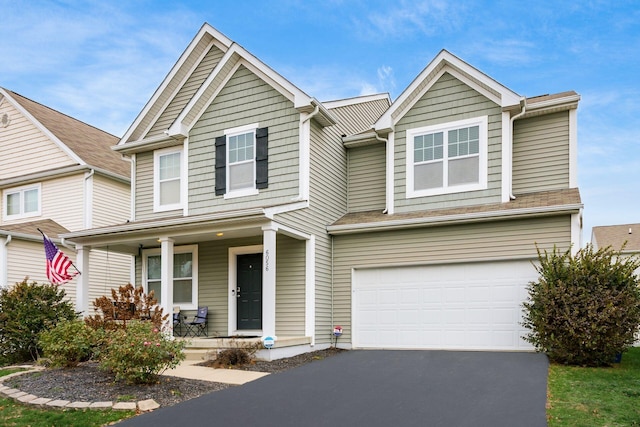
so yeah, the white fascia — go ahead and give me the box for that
[501,111,512,203]
[569,108,578,188]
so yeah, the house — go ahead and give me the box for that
[592,223,640,275]
[62,23,582,357]
[0,88,133,306]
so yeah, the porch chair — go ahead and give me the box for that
[173,306,185,337]
[185,306,208,337]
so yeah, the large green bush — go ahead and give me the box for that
[39,319,99,368]
[99,320,185,384]
[522,245,640,366]
[0,278,77,364]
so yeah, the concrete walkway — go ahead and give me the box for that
[162,359,269,385]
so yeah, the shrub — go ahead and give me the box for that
[85,284,167,331]
[522,245,640,366]
[0,278,77,364]
[99,320,185,384]
[38,319,98,368]
[210,339,262,368]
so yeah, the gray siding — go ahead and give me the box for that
[134,151,182,221]
[347,144,386,212]
[188,65,300,214]
[147,45,225,138]
[513,111,570,194]
[276,120,348,344]
[275,235,306,336]
[331,215,572,342]
[395,72,503,212]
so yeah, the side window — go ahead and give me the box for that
[215,124,268,198]
[143,245,198,310]
[407,116,487,198]
[2,184,41,220]
[154,147,183,212]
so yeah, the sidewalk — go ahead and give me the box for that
[162,360,269,385]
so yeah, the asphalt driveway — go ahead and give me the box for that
[118,350,548,427]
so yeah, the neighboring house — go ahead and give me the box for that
[63,23,582,356]
[592,223,640,275]
[0,88,133,306]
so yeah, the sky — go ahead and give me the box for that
[1,0,638,243]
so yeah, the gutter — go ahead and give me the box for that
[327,203,584,235]
[0,165,129,188]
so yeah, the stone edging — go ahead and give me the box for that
[0,366,159,412]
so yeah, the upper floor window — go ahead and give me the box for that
[406,116,488,198]
[215,124,268,199]
[2,184,41,220]
[154,147,183,212]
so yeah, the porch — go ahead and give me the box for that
[180,336,314,362]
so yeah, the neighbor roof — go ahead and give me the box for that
[592,223,640,252]
[0,219,70,240]
[4,89,129,178]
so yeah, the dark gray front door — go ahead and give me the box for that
[237,253,262,330]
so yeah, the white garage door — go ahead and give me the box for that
[353,260,538,350]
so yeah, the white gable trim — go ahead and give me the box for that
[119,23,232,145]
[376,50,520,132]
[0,88,85,166]
[168,43,314,138]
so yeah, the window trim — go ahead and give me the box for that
[2,183,41,220]
[153,146,184,212]
[223,123,259,199]
[142,244,198,310]
[406,116,488,198]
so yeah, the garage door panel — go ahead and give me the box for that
[353,260,537,350]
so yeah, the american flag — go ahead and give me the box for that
[42,232,79,285]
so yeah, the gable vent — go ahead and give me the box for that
[0,113,9,128]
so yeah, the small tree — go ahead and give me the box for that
[84,283,167,330]
[0,278,77,364]
[522,245,640,366]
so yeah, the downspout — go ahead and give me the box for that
[297,105,320,202]
[508,98,527,200]
[374,132,390,214]
[1,235,11,287]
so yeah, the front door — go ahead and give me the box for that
[237,253,262,330]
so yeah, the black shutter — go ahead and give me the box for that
[214,135,226,196]
[255,127,268,189]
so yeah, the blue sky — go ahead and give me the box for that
[1,1,638,242]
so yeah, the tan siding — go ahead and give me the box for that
[395,72,503,212]
[188,65,300,214]
[6,240,46,286]
[41,175,85,231]
[147,45,225,138]
[275,235,305,336]
[331,215,572,342]
[92,174,131,227]
[513,111,570,194]
[0,100,75,180]
[347,144,386,212]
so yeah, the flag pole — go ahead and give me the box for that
[37,228,82,275]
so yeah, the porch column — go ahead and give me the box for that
[75,245,90,316]
[159,237,174,332]
[262,225,277,338]
[305,235,316,345]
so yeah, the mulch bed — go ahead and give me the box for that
[5,348,344,408]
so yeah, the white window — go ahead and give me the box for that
[224,123,258,199]
[406,116,488,198]
[154,147,183,211]
[143,245,198,310]
[2,184,41,220]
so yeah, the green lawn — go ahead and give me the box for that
[548,347,640,426]
[0,368,134,427]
